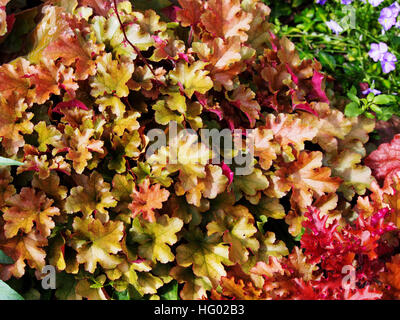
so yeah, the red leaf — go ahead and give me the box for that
[53,99,89,114]
[365,134,400,183]
[310,70,329,104]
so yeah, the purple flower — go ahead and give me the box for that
[368,0,384,6]
[363,88,382,95]
[368,42,388,62]
[316,0,327,4]
[326,20,343,35]
[378,7,398,31]
[362,81,382,95]
[342,0,352,4]
[381,52,397,73]
[390,2,400,16]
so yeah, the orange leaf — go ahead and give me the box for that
[128,179,170,222]
[3,188,60,238]
[200,0,252,41]
[0,229,47,280]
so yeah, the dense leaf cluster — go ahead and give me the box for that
[0,0,399,300]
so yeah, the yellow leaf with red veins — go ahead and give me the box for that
[71,216,124,273]
[200,0,252,41]
[90,53,134,98]
[148,132,211,189]
[34,121,63,152]
[169,61,213,98]
[128,179,170,222]
[3,188,60,238]
[27,5,71,62]
[207,205,259,264]
[65,171,117,221]
[176,229,232,286]
[129,215,183,263]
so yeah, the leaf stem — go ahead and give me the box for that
[112,0,156,76]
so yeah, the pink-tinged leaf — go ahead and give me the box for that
[206,107,224,121]
[178,52,189,63]
[78,0,123,16]
[293,102,318,117]
[53,99,89,114]
[195,92,208,107]
[268,31,278,52]
[310,71,329,104]
[286,63,298,85]
[152,35,166,46]
[365,134,400,183]
[221,162,233,186]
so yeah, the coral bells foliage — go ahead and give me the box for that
[0,0,399,300]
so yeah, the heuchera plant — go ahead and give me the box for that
[0,0,399,300]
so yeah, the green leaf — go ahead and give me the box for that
[373,94,396,105]
[159,280,179,300]
[113,289,130,300]
[0,157,24,167]
[369,104,382,115]
[367,92,375,103]
[318,52,336,72]
[294,227,305,242]
[256,215,268,234]
[0,250,13,264]
[0,280,24,300]
[347,92,360,104]
[344,102,363,117]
